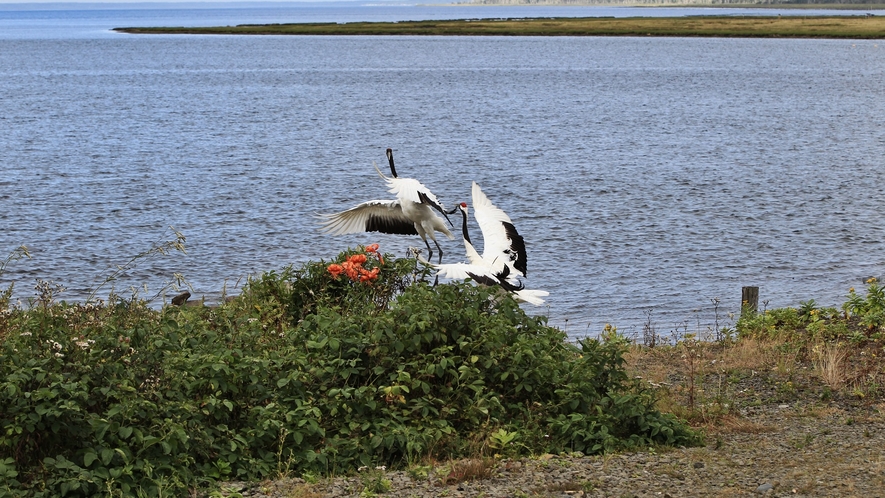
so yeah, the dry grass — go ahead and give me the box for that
[285,485,323,498]
[438,458,497,486]
[626,337,785,383]
[538,480,586,493]
[245,479,323,498]
[708,414,777,434]
[625,333,885,430]
[713,337,776,372]
[810,341,850,390]
[625,345,680,385]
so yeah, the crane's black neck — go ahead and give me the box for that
[460,207,472,246]
[386,148,398,178]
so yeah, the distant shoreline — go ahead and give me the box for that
[3,1,883,11]
[450,0,885,8]
[114,15,885,38]
[654,2,885,7]
[453,0,885,7]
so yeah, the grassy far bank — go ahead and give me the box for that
[113,15,885,38]
[2,240,884,497]
[711,2,885,8]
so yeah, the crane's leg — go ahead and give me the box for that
[423,238,434,265]
[433,240,446,286]
[433,239,444,265]
[421,238,442,286]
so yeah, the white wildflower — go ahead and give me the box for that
[75,339,95,350]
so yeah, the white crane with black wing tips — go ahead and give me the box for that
[317,148,455,264]
[427,181,549,306]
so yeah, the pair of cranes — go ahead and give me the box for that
[318,148,548,306]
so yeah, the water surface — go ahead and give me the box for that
[2,4,884,336]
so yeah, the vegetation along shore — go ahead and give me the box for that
[2,240,884,497]
[113,15,885,38]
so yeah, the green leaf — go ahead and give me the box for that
[142,437,161,449]
[100,449,115,466]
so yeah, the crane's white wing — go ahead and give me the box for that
[423,254,545,304]
[317,199,418,236]
[433,262,494,281]
[373,160,447,210]
[432,261,521,287]
[471,181,528,277]
[389,177,438,205]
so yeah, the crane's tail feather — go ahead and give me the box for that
[373,160,389,181]
[513,289,549,306]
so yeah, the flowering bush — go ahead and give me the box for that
[266,244,427,322]
[327,243,383,283]
[1,247,701,497]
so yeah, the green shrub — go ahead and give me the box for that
[735,280,885,352]
[1,246,700,497]
[737,306,805,341]
[844,279,885,334]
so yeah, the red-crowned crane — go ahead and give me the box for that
[426,181,549,306]
[318,148,454,264]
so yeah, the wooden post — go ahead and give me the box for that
[741,286,759,315]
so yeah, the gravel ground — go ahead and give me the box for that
[208,348,885,498]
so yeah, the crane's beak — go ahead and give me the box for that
[441,209,454,227]
[418,191,455,227]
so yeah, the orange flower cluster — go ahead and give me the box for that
[327,244,384,283]
[364,243,383,264]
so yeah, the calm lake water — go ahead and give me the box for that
[2,2,884,337]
